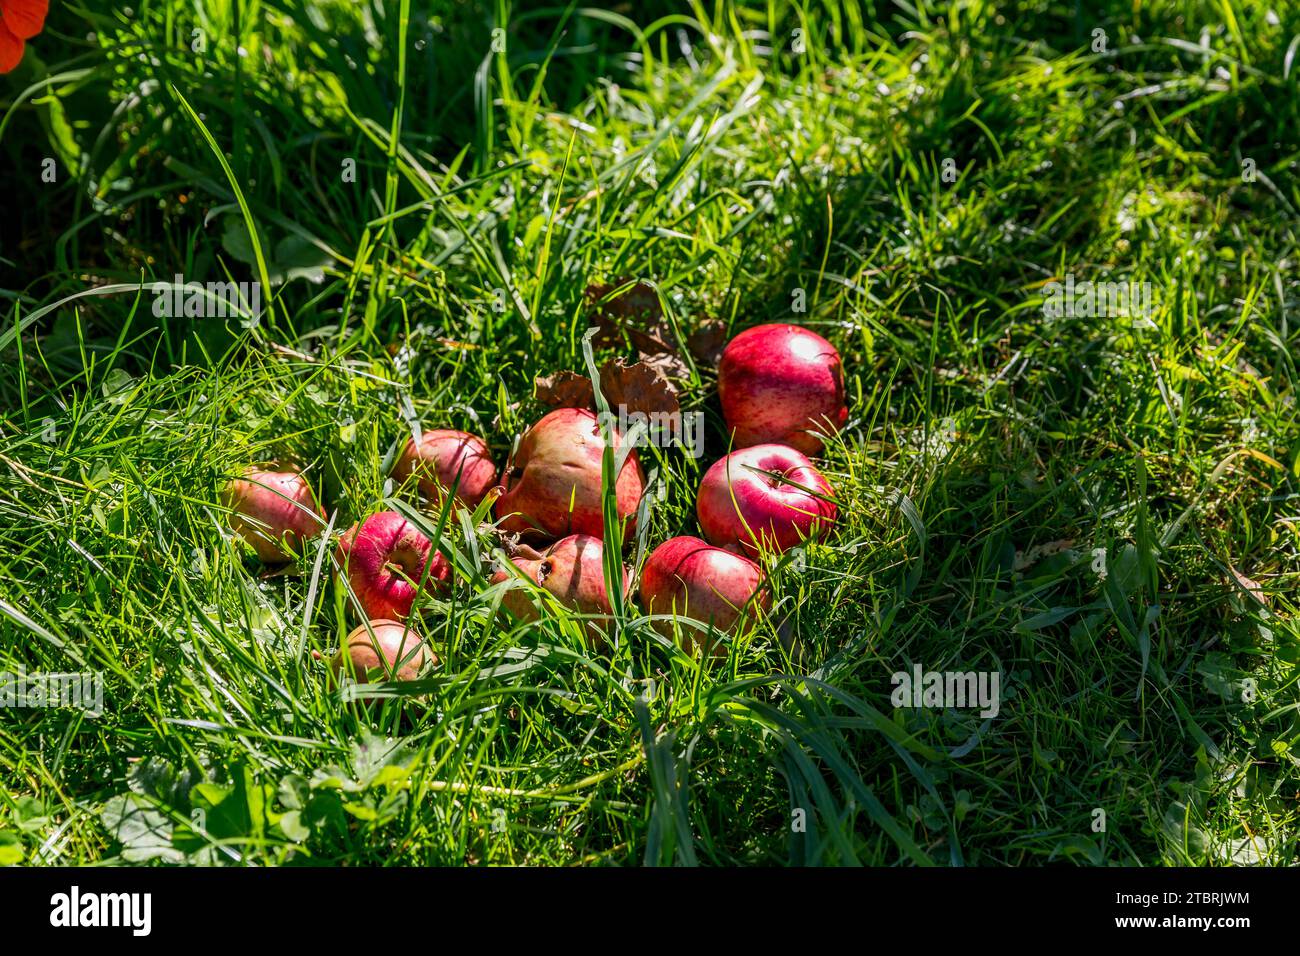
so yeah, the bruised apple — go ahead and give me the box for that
[494,408,645,541]
[719,323,848,455]
[639,536,769,656]
[391,429,498,508]
[696,444,837,555]
[336,511,451,621]
[222,466,325,563]
[489,534,630,642]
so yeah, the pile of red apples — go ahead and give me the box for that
[221,323,847,683]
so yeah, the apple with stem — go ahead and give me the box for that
[495,407,645,542]
[490,534,629,643]
[336,511,451,621]
[639,536,769,656]
[696,444,837,555]
[719,323,848,455]
[222,466,325,563]
[391,429,498,509]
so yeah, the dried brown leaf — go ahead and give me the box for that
[585,279,674,354]
[534,371,595,409]
[1228,566,1269,607]
[686,319,728,368]
[638,349,692,382]
[599,358,680,419]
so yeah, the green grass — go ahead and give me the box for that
[1,0,1297,866]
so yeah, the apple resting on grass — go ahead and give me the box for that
[391,429,498,508]
[336,511,451,621]
[490,534,629,642]
[325,619,437,682]
[222,466,325,563]
[718,323,848,455]
[640,536,769,656]
[696,444,838,555]
[495,408,646,541]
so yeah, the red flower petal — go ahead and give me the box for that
[0,20,25,73]
[2,0,48,41]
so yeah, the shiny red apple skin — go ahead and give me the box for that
[335,511,451,621]
[718,323,848,455]
[222,467,325,563]
[489,534,629,642]
[331,619,437,682]
[391,429,498,508]
[696,444,837,555]
[494,408,645,542]
[640,536,769,655]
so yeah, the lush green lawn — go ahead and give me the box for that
[1,0,1297,866]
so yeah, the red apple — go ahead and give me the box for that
[489,534,629,643]
[222,466,325,563]
[327,619,437,682]
[335,511,451,621]
[640,536,769,656]
[391,429,498,508]
[719,323,848,455]
[696,444,837,554]
[495,408,645,541]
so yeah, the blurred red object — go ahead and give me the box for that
[0,0,49,73]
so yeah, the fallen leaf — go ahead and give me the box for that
[1228,567,1269,607]
[585,279,674,354]
[534,371,595,409]
[599,358,680,420]
[638,348,692,382]
[687,319,728,368]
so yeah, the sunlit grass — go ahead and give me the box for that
[0,0,1296,866]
